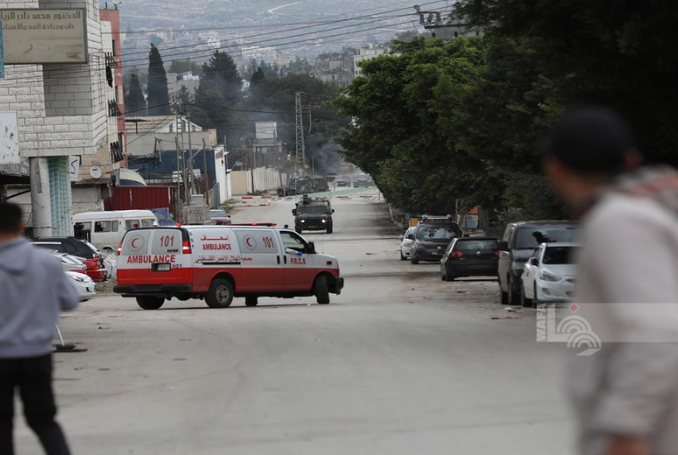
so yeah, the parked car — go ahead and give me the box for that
[410,223,460,264]
[52,252,87,274]
[34,237,107,282]
[65,271,96,301]
[400,227,416,260]
[335,176,351,187]
[354,174,373,188]
[497,221,579,305]
[520,243,579,307]
[210,209,232,225]
[440,237,500,281]
[73,210,157,253]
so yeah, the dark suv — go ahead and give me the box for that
[293,198,334,234]
[497,221,578,305]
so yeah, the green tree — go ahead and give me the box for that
[125,73,146,116]
[192,51,244,149]
[147,44,171,115]
[250,67,265,89]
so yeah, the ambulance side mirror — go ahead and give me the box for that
[307,242,316,254]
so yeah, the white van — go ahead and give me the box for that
[114,225,345,309]
[73,210,158,253]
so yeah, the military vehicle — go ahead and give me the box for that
[292,196,334,234]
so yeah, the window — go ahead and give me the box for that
[141,219,155,228]
[542,246,578,265]
[126,220,140,230]
[280,231,307,253]
[455,240,499,251]
[416,226,457,241]
[94,221,119,233]
[515,227,578,249]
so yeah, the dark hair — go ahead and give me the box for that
[542,106,636,174]
[0,203,23,234]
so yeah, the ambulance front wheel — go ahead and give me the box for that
[206,278,234,308]
[314,275,330,305]
[245,296,259,307]
[136,296,165,310]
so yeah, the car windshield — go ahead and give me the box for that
[455,240,499,251]
[515,227,578,249]
[299,205,329,214]
[355,175,369,181]
[542,246,578,264]
[211,210,227,218]
[416,226,456,241]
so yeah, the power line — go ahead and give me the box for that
[0,1,445,85]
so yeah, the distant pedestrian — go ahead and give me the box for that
[542,107,678,455]
[0,202,78,455]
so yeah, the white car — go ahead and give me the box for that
[520,243,579,307]
[53,253,88,274]
[400,227,416,260]
[65,271,96,301]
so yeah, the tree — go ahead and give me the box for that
[125,73,146,116]
[192,51,244,149]
[250,67,265,89]
[146,44,171,115]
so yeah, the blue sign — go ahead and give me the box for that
[0,21,4,79]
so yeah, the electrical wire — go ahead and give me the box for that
[0,1,445,84]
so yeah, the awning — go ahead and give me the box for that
[116,168,147,187]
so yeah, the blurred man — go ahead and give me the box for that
[0,203,78,455]
[542,107,678,455]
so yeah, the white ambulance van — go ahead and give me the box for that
[114,225,344,309]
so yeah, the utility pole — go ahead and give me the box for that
[250,140,256,194]
[184,104,195,200]
[413,3,467,38]
[295,91,306,166]
[201,138,210,207]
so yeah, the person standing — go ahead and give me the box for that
[542,107,678,455]
[0,202,78,455]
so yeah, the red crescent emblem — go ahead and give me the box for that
[131,238,140,249]
[245,237,255,248]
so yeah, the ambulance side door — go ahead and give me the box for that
[279,230,315,291]
[234,229,285,292]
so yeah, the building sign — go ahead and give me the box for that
[0,20,4,78]
[0,9,87,64]
[0,112,19,164]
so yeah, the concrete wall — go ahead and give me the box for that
[231,167,287,195]
[6,185,105,227]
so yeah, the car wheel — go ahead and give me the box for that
[500,275,509,304]
[136,296,165,310]
[410,256,419,265]
[314,275,330,305]
[206,278,234,308]
[533,283,540,306]
[245,296,259,307]
[521,284,533,308]
[400,251,407,261]
[295,227,303,234]
[326,226,333,234]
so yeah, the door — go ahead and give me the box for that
[279,231,315,291]
[147,229,185,285]
[234,229,285,292]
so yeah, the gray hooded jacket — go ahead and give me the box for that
[570,166,678,455]
[0,237,79,358]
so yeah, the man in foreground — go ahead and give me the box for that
[0,202,79,455]
[542,107,678,455]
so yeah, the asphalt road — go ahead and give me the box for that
[17,193,575,454]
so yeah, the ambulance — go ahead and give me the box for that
[113,225,344,310]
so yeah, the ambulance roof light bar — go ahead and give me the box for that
[229,223,278,227]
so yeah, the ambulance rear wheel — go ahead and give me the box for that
[136,296,165,310]
[314,275,330,305]
[206,279,234,308]
[245,296,259,307]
